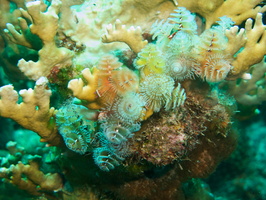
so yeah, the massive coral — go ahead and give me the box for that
[0,0,265,199]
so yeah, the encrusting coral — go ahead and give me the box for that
[0,0,265,199]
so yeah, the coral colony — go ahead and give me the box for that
[0,0,265,199]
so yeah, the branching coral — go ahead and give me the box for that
[0,0,266,199]
[0,0,23,30]
[5,0,74,81]
[228,13,266,78]
[178,0,266,29]
[0,77,62,146]
[224,58,266,105]
[0,160,63,196]
[102,19,148,53]
[67,68,99,108]
[4,20,33,49]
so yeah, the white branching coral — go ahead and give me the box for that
[102,19,148,53]
[13,0,74,81]
[225,58,266,105]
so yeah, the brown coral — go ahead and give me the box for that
[0,160,63,197]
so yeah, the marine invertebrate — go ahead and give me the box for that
[69,54,139,109]
[150,7,197,47]
[165,31,197,55]
[168,7,198,35]
[95,54,124,104]
[194,17,233,82]
[178,0,266,28]
[197,54,232,82]
[0,1,265,199]
[101,123,134,144]
[134,43,166,77]
[56,104,97,154]
[223,58,266,105]
[140,74,175,112]
[108,67,139,96]
[93,146,124,172]
[165,54,197,81]
[68,67,100,109]
[96,55,140,107]
[228,13,266,78]
[166,83,187,110]
[134,111,189,166]
[110,92,146,124]
[97,54,122,72]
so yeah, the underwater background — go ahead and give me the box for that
[0,0,266,199]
